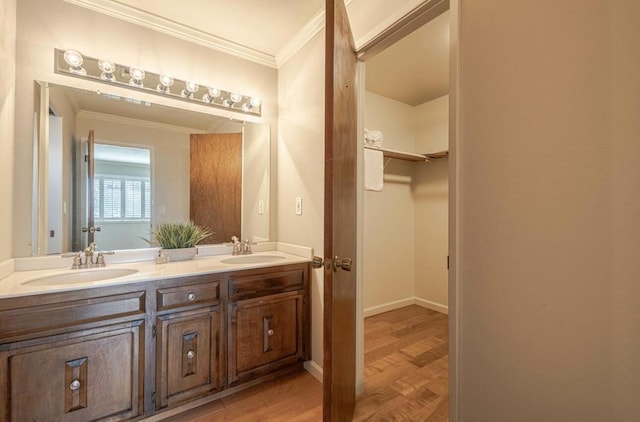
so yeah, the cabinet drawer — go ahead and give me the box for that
[157,281,219,311]
[228,268,304,301]
[0,291,145,344]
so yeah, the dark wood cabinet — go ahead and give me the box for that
[0,261,309,420]
[0,321,144,422]
[227,265,309,386]
[155,307,221,409]
[229,291,305,384]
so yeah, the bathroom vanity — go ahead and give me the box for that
[0,253,310,421]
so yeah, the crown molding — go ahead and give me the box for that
[275,8,326,67]
[63,0,277,68]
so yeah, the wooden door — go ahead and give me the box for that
[324,0,358,420]
[190,133,242,244]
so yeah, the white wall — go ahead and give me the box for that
[13,0,277,257]
[363,91,416,313]
[457,0,640,420]
[0,0,16,262]
[277,31,326,369]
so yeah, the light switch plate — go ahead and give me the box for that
[295,197,302,215]
[258,199,264,215]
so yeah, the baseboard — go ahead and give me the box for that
[414,297,449,315]
[364,297,449,317]
[304,360,323,383]
[363,297,415,318]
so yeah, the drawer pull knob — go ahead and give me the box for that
[187,293,196,301]
[268,329,274,336]
[69,380,81,391]
[186,350,195,359]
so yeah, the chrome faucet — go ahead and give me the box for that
[62,242,115,269]
[229,236,257,255]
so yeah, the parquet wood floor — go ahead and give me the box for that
[163,305,448,421]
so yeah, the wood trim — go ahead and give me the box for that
[356,0,450,61]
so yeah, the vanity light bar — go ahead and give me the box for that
[54,48,262,117]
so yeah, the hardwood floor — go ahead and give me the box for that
[163,305,448,421]
[353,305,449,422]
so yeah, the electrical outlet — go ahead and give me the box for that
[295,197,302,215]
[258,200,264,215]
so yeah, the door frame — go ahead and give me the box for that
[352,0,460,420]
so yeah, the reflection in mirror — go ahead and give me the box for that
[36,81,270,255]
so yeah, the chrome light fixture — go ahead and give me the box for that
[129,67,145,87]
[98,59,116,81]
[202,87,221,103]
[181,81,199,99]
[53,48,262,116]
[63,49,86,76]
[224,93,243,107]
[156,75,174,93]
[243,97,262,112]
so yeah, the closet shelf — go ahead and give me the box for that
[364,146,449,162]
[364,145,428,162]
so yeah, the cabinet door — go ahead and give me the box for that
[0,322,143,422]
[228,291,304,384]
[156,308,220,409]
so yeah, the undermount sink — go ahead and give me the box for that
[22,268,139,287]
[220,255,286,265]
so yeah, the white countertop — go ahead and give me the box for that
[0,249,311,299]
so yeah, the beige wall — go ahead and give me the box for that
[413,95,448,312]
[77,114,191,222]
[242,124,270,242]
[457,0,640,419]
[277,31,325,368]
[363,91,449,314]
[13,0,277,257]
[0,0,16,261]
[363,91,416,312]
[415,94,448,153]
[48,84,77,253]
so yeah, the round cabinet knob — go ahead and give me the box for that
[268,329,274,336]
[69,380,81,391]
[187,293,196,302]
[187,350,195,359]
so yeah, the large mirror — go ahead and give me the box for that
[35,81,270,255]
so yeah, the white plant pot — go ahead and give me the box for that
[162,247,197,262]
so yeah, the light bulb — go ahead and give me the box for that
[157,75,174,93]
[129,67,145,87]
[63,49,86,76]
[224,93,243,107]
[250,97,262,108]
[181,81,199,99]
[98,60,116,81]
[202,87,221,103]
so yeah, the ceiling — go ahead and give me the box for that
[365,10,450,106]
[65,0,449,106]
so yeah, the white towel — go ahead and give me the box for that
[364,128,383,147]
[364,148,384,192]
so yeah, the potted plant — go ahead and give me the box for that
[146,221,212,262]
